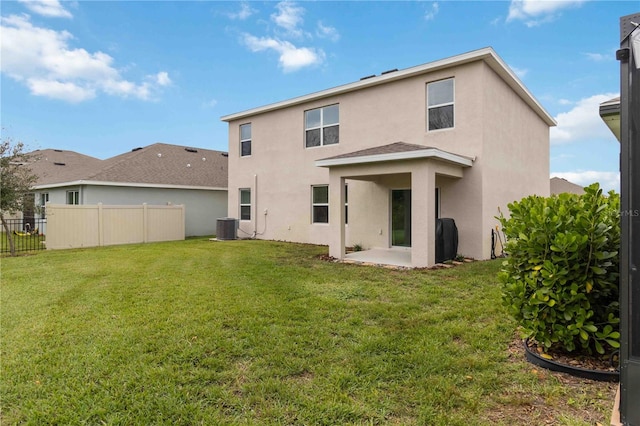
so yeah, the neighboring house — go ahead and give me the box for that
[221,47,555,267]
[550,177,585,195]
[29,143,228,237]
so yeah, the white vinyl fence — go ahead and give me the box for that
[45,203,185,250]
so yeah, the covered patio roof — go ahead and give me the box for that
[315,142,474,168]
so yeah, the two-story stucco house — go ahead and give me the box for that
[221,47,556,267]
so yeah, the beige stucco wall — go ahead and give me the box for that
[226,58,550,262]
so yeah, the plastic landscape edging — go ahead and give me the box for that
[523,339,619,382]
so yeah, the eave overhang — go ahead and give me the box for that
[32,180,227,191]
[315,146,473,168]
[599,97,621,142]
[221,47,556,127]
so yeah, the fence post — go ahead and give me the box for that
[98,202,104,247]
[143,203,148,243]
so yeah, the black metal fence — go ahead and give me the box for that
[1,218,46,254]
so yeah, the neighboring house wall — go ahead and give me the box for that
[224,49,553,263]
[36,185,226,237]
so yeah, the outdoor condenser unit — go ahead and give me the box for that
[436,218,458,263]
[216,218,238,240]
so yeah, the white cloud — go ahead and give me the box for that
[584,52,608,62]
[27,78,94,102]
[271,1,305,38]
[510,66,528,80]
[550,93,619,144]
[227,2,256,20]
[202,99,218,108]
[507,0,585,27]
[316,21,340,42]
[18,0,72,18]
[242,34,325,72]
[154,71,171,86]
[424,2,439,21]
[551,171,619,193]
[0,14,170,103]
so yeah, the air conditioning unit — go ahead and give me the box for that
[436,218,458,263]
[216,218,238,240]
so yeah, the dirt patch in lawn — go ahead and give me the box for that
[486,337,618,425]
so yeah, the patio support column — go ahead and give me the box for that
[328,172,346,260]
[411,164,436,267]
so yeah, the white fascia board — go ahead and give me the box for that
[32,180,227,191]
[221,47,556,127]
[315,149,474,168]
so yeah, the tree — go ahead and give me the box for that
[1,137,38,256]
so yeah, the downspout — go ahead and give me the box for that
[253,174,258,238]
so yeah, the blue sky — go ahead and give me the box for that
[1,0,636,192]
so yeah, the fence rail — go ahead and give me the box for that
[1,218,46,254]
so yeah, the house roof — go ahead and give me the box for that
[315,142,474,168]
[550,177,585,195]
[221,47,556,127]
[27,149,104,186]
[30,143,228,190]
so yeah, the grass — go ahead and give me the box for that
[1,239,616,425]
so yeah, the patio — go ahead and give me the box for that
[344,247,413,268]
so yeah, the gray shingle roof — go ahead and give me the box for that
[319,142,440,161]
[27,149,104,186]
[550,177,585,195]
[29,143,228,189]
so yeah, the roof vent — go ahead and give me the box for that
[381,68,398,75]
[221,152,229,157]
[54,149,63,152]
[132,147,143,152]
[185,147,198,153]
[360,74,376,81]
[54,162,66,166]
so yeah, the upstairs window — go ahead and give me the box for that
[312,185,329,223]
[239,188,251,220]
[427,78,454,131]
[305,104,339,148]
[240,123,251,157]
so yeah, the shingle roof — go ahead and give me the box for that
[550,177,585,195]
[91,143,228,188]
[315,142,474,168]
[29,143,228,189]
[27,149,104,186]
[320,142,438,161]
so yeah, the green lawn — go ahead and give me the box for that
[1,239,616,425]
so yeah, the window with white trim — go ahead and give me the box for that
[312,185,329,223]
[239,188,251,220]
[427,78,454,131]
[240,123,251,157]
[66,190,79,205]
[305,104,339,148]
[40,193,49,218]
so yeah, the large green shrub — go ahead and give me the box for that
[498,183,620,354]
